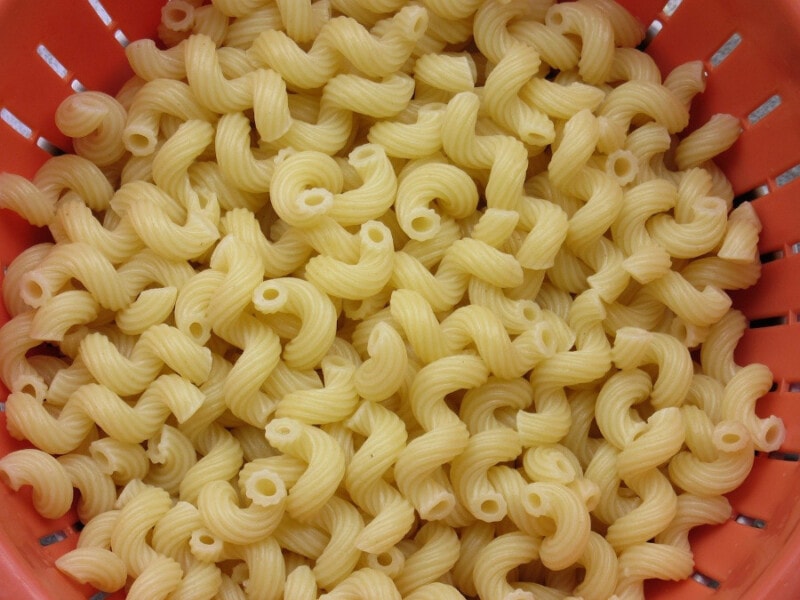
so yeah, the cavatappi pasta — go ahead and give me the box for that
[0,0,783,598]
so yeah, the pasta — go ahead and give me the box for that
[0,0,783,597]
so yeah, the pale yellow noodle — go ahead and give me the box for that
[55,547,128,592]
[0,448,74,518]
[55,91,128,166]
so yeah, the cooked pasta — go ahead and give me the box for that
[0,0,781,597]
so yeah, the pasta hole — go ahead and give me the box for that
[521,304,538,322]
[479,498,501,517]
[764,422,785,448]
[376,552,393,567]
[260,287,281,302]
[554,456,572,477]
[252,476,278,498]
[411,215,435,235]
[188,322,205,340]
[366,226,385,244]
[22,279,44,303]
[408,12,427,37]
[546,10,565,28]
[163,2,194,31]
[303,191,326,207]
[198,533,216,546]
[269,421,296,439]
[526,491,543,511]
[126,132,156,156]
[538,328,556,352]
[721,432,742,446]
[613,156,632,178]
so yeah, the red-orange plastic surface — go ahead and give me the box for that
[2,1,800,599]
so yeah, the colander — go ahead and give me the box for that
[1,0,799,598]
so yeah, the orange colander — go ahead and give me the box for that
[1,1,799,598]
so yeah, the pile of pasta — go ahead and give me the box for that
[0,0,786,598]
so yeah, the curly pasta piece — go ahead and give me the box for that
[55,547,128,593]
[276,355,358,424]
[345,400,415,553]
[55,91,128,167]
[605,469,677,552]
[179,425,244,504]
[123,79,216,156]
[265,417,346,522]
[78,324,211,395]
[722,363,786,452]
[145,425,197,495]
[394,354,488,520]
[253,276,337,370]
[197,479,285,545]
[483,43,555,147]
[472,531,540,600]
[319,567,401,600]
[522,481,591,570]
[304,221,394,300]
[611,326,694,409]
[395,158,479,241]
[614,542,694,599]
[518,289,611,446]
[393,522,461,596]
[0,449,74,518]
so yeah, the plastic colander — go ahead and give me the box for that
[1,0,800,598]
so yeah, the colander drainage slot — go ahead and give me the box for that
[638,20,662,50]
[36,44,68,79]
[759,249,784,264]
[38,529,68,546]
[86,0,130,47]
[748,316,788,329]
[767,451,800,461]
[710,33,742,68]
[748,95,782,126]
[662,0,684,17]
[0,107,32,139]
[89,592,109,600]
[733,184,769,208]
[776,164,800,188]
[114,29,130,47]
[36,137,65,157]
[36,43,87,94]
[734,514,767,528]
[691,571,720,589]
[87,0,112,26]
